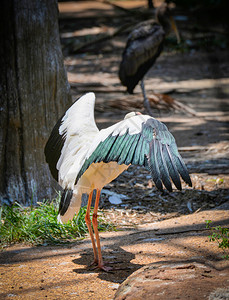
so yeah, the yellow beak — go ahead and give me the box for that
[170,16,181,44]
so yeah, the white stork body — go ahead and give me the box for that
[59,161,128,223]
[45,92,191,271]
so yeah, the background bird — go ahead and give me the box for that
[44,92,192,272]
[119,2,180,115]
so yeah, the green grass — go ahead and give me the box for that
[206,220,229,259]
[0,196,114,248]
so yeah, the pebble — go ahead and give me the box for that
[109,283,120,290]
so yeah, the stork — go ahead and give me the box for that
[44,92,191,272]
[119,3,180,115]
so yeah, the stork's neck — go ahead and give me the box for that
[158,17,171,35]
[156,4,171,35]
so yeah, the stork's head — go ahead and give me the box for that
[156,3,180,43]
[124,112,142,119]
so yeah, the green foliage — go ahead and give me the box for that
[206,220,229,259]
[0,197,114,248]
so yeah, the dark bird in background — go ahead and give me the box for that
[119,3,180,115]
[45,93,192,272]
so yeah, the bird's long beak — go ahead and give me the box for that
[169,16,180,44]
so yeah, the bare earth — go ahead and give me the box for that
[1,1,229,299]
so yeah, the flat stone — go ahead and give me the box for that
[114,261,229,300]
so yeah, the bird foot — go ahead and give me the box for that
[90,259,121,272]
[97,264,130,272]
[88,259,129,272]
[90,262,114,273]
[92,260,130,272]
[89,259,98,267]
[97,264,114,272]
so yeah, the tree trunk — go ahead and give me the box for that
[0,0,71,205]
[148,0,154,9]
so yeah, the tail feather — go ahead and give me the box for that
[58,189,82,224]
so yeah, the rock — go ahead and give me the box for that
[108,195,122,205]
[114,261,229,300]
[209,287,229,300]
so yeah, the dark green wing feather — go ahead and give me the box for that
[76,117,192,192]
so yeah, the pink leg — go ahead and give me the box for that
[85,191,98,265]
[92,189,112,272]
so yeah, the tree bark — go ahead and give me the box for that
[148,0,154,9]
[0,0,71,205]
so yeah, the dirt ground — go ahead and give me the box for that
[1,1,229,299]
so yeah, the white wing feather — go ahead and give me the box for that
[57,93,99,188]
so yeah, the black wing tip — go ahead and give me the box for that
[161,176,173,192]
[172,170,192,190]
[174,181,182,191]
[167,185,173,193]
[152,168,192,192]
[187,176,192,187]
[177,185,182,191]
[180,166,192,188]
[160,175,191,192]
[155,180,164,192]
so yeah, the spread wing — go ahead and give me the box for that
[76,114,192,192]
[44,93,99,188]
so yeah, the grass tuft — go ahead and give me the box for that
[0,196,114,248]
